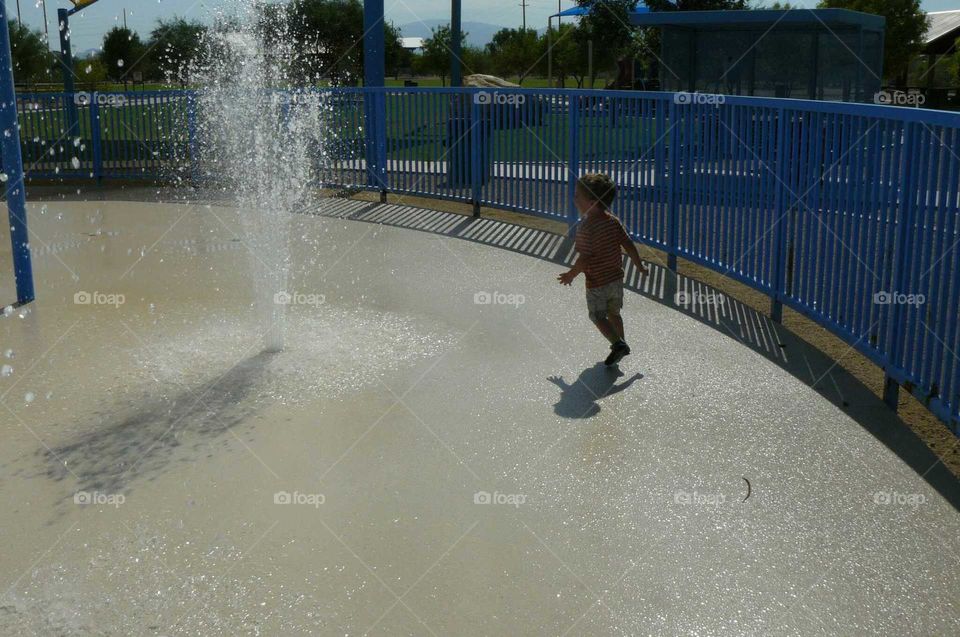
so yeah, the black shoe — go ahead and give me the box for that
[604,341,631,366]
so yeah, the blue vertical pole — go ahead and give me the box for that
[363,0,386,201]
[667,99,680,272]
[58,8,79,135]
[90,93,102,183]
[0,2,34,304]
[567,95,580,236]
[470,95,481,216]
[186,90,198,184]
[770,107,789,322]
[883,121,920,410]
[450,0,462,87]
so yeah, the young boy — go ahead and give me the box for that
[557,173,648,366]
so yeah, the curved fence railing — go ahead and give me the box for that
[9,88,960,435]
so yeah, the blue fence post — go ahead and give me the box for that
[89,92,103,184]
[770,107,790,323]
[666,98,680,273]
[376,89,387,202]
[0,3,34,305]
[362,0,386,202]
[186,90,198,184]
[470,92,481,217]
[566,94,579,236]
[883,121,920,410]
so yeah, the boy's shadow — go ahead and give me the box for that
[547,363,643,419]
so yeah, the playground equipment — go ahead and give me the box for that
[633,9,886,102]
[57,0,104,135]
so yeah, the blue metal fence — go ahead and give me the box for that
[8,88,960,435]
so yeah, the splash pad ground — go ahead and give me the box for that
[0,197,958,636]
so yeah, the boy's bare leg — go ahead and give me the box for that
[608,314,625,342]
[592,318,620,344]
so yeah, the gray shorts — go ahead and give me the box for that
[585,280,624,320]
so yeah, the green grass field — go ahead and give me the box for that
[21,78,608,92]
[384,77,608,89]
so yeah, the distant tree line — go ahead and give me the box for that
[5,0,952,90]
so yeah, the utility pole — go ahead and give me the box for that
[15,1,21,26]
[123,8,127,29]
[520,0,528,31]
[40,0,49,42]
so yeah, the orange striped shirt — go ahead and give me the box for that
[575,212,631,288]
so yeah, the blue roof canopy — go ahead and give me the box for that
[551,3,650,19]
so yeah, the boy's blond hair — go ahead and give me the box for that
[576,173,617,209]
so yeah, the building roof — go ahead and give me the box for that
[628,8,885,31]
[400,37,424,50]
[925,10,960,47]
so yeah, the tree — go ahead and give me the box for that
[541,23,588,88]
[286,0,365,84]
[73,56,109,87]
[574,0,636,87]
[8,20,56,86]
[420,25,466,86]
[100,27,147,85]
[281,0,406,85]
[486,28,539,84]
[385,22,410,78]
[147,18,208,85]
[462,45,493,76]
[818,0,928,85]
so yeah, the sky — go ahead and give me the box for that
[5,0,960,53]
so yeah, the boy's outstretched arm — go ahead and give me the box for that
[621,237,649,276]
[558,256,585,285]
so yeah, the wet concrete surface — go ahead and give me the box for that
[0,199,958,636]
